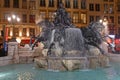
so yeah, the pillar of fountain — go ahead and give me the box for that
[8,42,19,63]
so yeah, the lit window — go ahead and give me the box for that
[14,28,19,37]
[22,28,27,37]
[29,28,35,36]
[73,12,79,23]
[81,13,86,24]
[8,27,11,36]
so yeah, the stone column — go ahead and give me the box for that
[8,42,19,63]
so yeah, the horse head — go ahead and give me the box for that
[31,19,55,49]
[89,22,105,43]
[88,22,105,36]
[37,19,55,41]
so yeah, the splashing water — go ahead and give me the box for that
[64,28,84,51]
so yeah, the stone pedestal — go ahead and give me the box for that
[100,41,109,54]
[34,49,110,71]
[8,42,19,63]
[0,42,19,66]
[88,57,99,69]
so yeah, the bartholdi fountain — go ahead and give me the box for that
[32,3,110,71]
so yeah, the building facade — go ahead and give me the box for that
[0,0,119,44]
[0,0,40,44]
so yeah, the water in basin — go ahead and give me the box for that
[0,62,120,80]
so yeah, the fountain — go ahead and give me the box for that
[33,2,109,71]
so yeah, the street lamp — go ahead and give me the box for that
[7,14,20,42]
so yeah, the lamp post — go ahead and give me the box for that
[7,14,20,42]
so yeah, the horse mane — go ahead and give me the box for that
[81,22,104,44]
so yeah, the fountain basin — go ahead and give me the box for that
[35,55,109,71]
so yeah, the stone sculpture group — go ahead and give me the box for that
[32,3,110,71]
